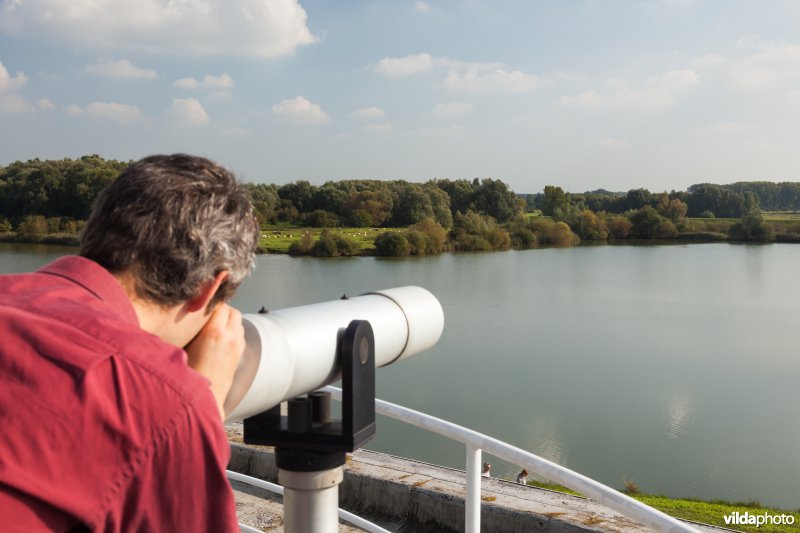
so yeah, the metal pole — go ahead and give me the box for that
[279,467,344,533]
[465,444,481,533]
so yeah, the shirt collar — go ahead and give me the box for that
[38,255,140,327]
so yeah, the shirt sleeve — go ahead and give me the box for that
[100,390,239,533]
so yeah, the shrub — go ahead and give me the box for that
[405,230,427,255]
[457,234,492,251]
[507,214,537,248]
[699,210,716,218]
[608,216,632,239]
[308,230,360,257]
[348,209,374,228]
[410,218,447,254]
[63,220,86,234]
[304,209,340,227]
[46,217,62,233]
[451,210,510,251]
[529,218,580,246]
[623,477,640,495]
[729,211,775,242]
[16,215,48,239]
[629,206,678,239]
[288,233,315,255]
[0,217,12,233]
[567,209,608,240]
[677,219,706,232]
[374,231,411,256]
[489,228,511,250]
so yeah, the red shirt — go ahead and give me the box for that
[0,256,239,532]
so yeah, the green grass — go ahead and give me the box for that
[634,495,800,532]
[257,225,386,254]
[519,479,800,531]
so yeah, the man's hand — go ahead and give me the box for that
[184,304,245,421]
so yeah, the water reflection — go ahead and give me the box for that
[666,395,693,440]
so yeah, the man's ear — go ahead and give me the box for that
[186,271,229,313]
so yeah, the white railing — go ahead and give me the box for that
[230,387,701,533]
[323,386,699,533]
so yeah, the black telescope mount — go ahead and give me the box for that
[242,320,377,533]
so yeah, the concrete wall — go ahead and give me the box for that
[228,443,706,532]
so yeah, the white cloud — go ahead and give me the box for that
[70,101,143,123]
[372,53,540,94]
[0,62,43,113]
[170,97,209,126]
[0,93,32,113]
[363,122,394,135]
[173,78,200,90]
[373,53,436,76]
[0,61,28,92]
[434,102,473,116]
[414,1,431,13]
[65,105,83,117]
[353,106,385,119]
[729,43,800,89]
[272,96,329,124]
[444,67,539,93]
[558,69,700,109]
[36,98,55,110]
[0,0,318,58]
[173,73,235,90]
[85,58,158,79]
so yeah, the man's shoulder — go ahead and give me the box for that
[0,261,208,403]
[0,271,228,531]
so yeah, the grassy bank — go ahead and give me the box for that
[257,226,380,254]
[525,480,800,532]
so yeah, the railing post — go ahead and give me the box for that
[465,444,481,533]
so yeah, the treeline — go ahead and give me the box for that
[249,176,522,228]
[0,155,127,227]
[524,185,762,219]
[0,155,524,234]
[523,182,800,219]
[2,155,799,255]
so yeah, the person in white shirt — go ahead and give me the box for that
[481,463,492,477]
[516,469,528,485]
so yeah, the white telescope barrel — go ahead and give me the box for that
[224,286,444,422]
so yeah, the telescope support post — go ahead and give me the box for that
[244,320,377,533]
[280,467,344,533]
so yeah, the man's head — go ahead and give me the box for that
[80,154,258,311]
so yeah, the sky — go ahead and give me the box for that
[2,0,800,193]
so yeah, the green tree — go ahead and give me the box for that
[542,186,570,216]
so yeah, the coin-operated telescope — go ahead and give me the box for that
[224,287,444,533]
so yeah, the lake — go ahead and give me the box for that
[2,242,798,509]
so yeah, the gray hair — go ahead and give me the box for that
[80,154,258,307]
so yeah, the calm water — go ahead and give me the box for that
[2,242,799,509]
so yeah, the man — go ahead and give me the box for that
[0,154,258,531]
